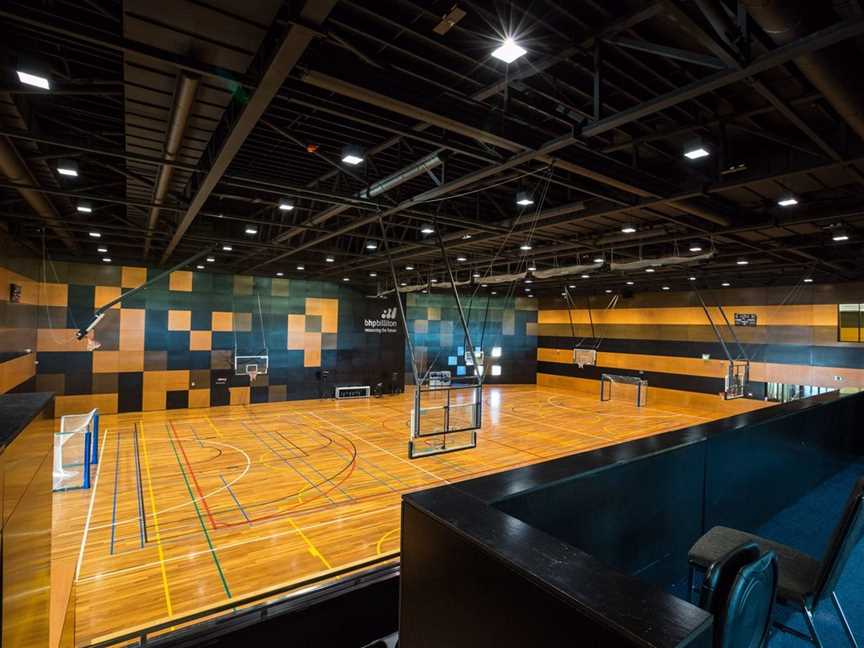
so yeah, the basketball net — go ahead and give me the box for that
[247,368,258,383]
[85,331,102,351]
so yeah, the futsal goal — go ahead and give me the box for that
[53,409,100,491]
[600,373,648,407]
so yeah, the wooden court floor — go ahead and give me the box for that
[52,384,763,645]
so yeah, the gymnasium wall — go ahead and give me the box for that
[0,238,37,394]
[537,282,864,398]
[0,256,404,416]
[404,292,538,384]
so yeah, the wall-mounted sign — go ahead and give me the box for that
[734,313,757,327]
[364,305,400,334]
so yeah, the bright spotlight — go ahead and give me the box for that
[491,38,527,63]
[777,196,799,207]
[17,70,50,90]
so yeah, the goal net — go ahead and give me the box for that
[53,409,100,491]
[600,373,648,407]
[724,361,749,400]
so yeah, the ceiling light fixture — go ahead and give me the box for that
[527,262,537,271]
[341,144,364,165]
[296,264,304,270]
[365,240,378,250]
[102,257,111,263]
[605,289,612,294]
[736,259,749,265]
[57,160,78,177]
[456,255,467,262]
[278,199,294,211]
[245,226,258,235]
[621,224,636,234]
[515,190,534,206]
[196,264,205,270]
[645,267,655,273]
[206,256,215,263]
[16,69,50,90]
[88,231,101,238]
[593,255,604,264]
[97,247,107,253]
[832,229,850,242]
[491,37,527,64]
[689,276,696,281]
[721,282,731,287]
[77,201,93,213]
[342,277,350,282]
[326,255,335,263]
[519,242,532,251]
[688,242,703,252]
[684,137,710,160]
[405,265,415,271]
[420,224,434,235]
[626,281,634,286]
[777,195,799,207]
[803,277,813,283]
[276,272,284,277]
[221,244,232,251]
[369,272,377,277]
[662,286,670,291]
[581,274,590,279]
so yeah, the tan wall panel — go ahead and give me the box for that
[121,266,147,289]
[188,389,210,409]
[189,331,211,351]
[142,391,165,412]
[305,298,338,333]
[55,393,118,418]
[37,329,91,352]
[0,353,36,394]
[538,348,864,390]
[229,386,249,405]
[94,286,121,309]
[168,310,191,331]
[539,304,837,327]
[212,311,233,331]
[169,271,192,292]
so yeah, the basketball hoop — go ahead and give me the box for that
[85,332,102,351]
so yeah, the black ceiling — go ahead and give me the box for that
[3,0,864,295]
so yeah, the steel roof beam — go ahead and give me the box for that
[159,0,338,263]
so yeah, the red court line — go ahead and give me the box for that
[169,421,219,531]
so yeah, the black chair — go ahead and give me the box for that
[698,542,777,648]
[688,477,864,648]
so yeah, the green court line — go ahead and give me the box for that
[167,429,232,598]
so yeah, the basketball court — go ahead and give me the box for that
[53,384,764,644]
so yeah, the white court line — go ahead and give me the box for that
[75,426,110,580]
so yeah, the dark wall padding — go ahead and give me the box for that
[401,391,864,648]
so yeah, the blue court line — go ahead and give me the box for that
[109,431,121,555]
[219,475,251,523]
[132,425,147,547]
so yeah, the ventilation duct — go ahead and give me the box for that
[532,262,604,279]
[610,250,714,271]
[479,271,527,284]
[144,73,199,256]
[432,279,471,289]
[744,1,864,142]
[358,154,441,199]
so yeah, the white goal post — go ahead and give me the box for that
[54,409,100,491]
[600,373,648,407]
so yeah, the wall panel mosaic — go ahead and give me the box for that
[404,292,538,384]
[1,259,404,416]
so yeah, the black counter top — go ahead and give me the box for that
[0,392,53,449]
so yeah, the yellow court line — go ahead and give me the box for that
[205,416,223,438]
[376,528,400,555]
[286,517,332,570]
[139,421,174,617]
